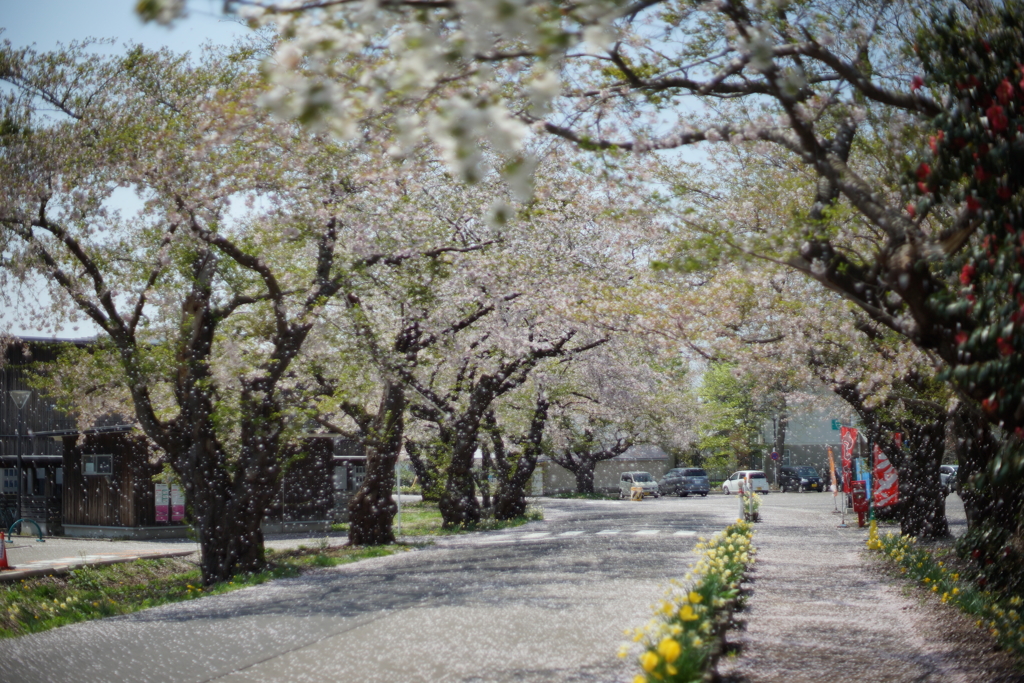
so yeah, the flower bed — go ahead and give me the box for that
[622,520,756,682]
[869,521,1024,657]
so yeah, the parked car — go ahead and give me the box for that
[939,465,959,495]
[722,470,769,495]
[618,471,661,499]
[658,468,711,497]
[778,465,824,492]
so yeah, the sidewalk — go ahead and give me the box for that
[0,529,349,582]
[0,548,196,581]
[717,493,1021,682]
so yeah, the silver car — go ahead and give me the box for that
[618,471,661,499]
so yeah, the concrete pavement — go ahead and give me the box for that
[3,492,1003,682]
[717,491,1023,682]
[0,495,740,683]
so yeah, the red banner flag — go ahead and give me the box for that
[840,426,857,493]
[873,443,899,508]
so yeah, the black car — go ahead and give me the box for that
[658,468,711,497]
[779,465,824,492]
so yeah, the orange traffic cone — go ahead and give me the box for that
[0,531,9,570]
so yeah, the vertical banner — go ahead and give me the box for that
[872,444,899,508]
[840,426,857,493]
[155,483,168,523]
[827,446,838,494]
[155,483,185,523]
[171,485,185,522]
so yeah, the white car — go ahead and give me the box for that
[722,470,770,495]
[618,471,660,499]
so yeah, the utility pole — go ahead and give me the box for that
[9,390,32,525]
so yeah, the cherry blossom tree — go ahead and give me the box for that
[151,1,1024,441]
[0,39,488,582]
[538,336,695,493]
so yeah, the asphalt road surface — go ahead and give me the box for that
[1,494,745,683]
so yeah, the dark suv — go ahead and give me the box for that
[779,465,824,492]
[658,468,711,497]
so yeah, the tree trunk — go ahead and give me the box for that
[438,419,481,527]
[898,421,948,539]
[181,436,270,585]
[439,467,480,527]
[487,402,546,520]
[406,440,444,502]
[348,380,404,546]
[194,497,266,585]
[575,457,596,493]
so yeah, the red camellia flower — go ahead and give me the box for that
[911,76,924,91]
[955,331,969,345]
[966,195,982,211]
[960,263,976,285]
[972,549,982,559]
[998,186,1013,200]
[917,181,930,194]
[916,162,931,180]
[987,103,1009,132]
[997,78,1015,104]
[998,337,1014,356]
[906,203,916,218]
[976,165,991,182]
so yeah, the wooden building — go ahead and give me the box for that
[59,429,175,538]
[1,338,85,533]
[3,336,362,537]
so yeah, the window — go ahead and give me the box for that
[2,468,16,493]
[83,454,113,476]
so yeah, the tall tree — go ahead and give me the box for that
[0,40,479,582]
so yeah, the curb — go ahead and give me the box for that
[0,550,197,582]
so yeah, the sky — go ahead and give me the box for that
[0,1,252,338]
[0,0,249,54]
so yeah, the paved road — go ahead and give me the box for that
[1,494,742,683]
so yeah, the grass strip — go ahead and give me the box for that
[1,543,399,639]
[869,521,1024,656]
[622,520,756,683]
[388,501,542,536]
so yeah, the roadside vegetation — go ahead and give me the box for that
[393,501,542,536]
[623,520,756,682]
[0,545,398,639]
[870,523,1024,660]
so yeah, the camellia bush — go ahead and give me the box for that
[623,521,755,683]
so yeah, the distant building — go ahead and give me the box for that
[760,393,863,484]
